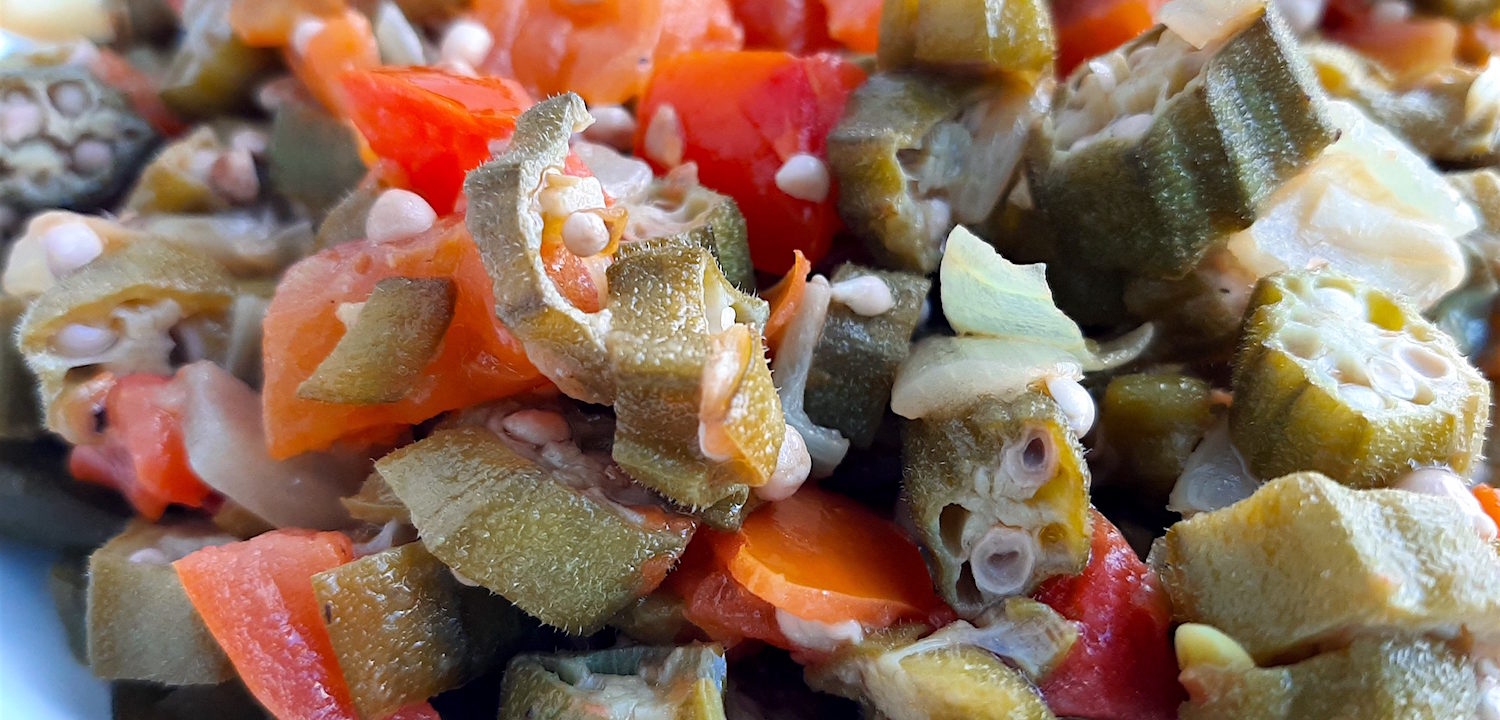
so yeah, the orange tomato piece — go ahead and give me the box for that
[729,0,835,52]
[1053,0,1156,77]
[821,0,882,52]
[261,217,546,459]
[1474,483,1500,530]
[705,486,946,627]
[761,249,810,356]
[229,0,346,47]
[473,0,745,105]
[175,530,357,720]
[284,8,380,116]
[1329,16,1460,84]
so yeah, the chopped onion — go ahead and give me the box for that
[1157,0,1266,49]
[1167,419,1259,517]
[891,337,1082,420]
[770,276,850,476]
[178,362,367,530]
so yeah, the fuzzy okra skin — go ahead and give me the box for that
[1151,472,1500,664]
[499,645,729,720]
[312,543,530,720]
[1230,269,1490,488]
[1029,8,1336,280]
[902,392,1091,618]
[804,264,931,448]
[297,276,457,405]
[375,427,694,635]
[1179,635,1484,720]
[1100,373,1216,495]
[86,521,237,684]
[607,241,781,527]
[878,0,1057,78]
[0,296,41,439]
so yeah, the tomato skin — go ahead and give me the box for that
[175,530,357,720]
[730,0,836,52]
[343,69,534,213]
[1032,511,1184,720]
[261,217,547,459]
[69,374,212,520]
[636,51,865,274]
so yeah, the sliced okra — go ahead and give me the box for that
[622,166,755,292]
[499,644,728,720]
[297,277,457,405]
[878,0,1057,78]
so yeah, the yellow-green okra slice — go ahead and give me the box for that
[1100,373,1216,495]
[622,167,755,292]
[606,241,782,524]
[1177,630,1485,720]
[1029,5,1336,280]
[498,644,729,720]
[158,0,277,118]
[1230,268,1490,487]
[803,264,930,448]
[877,0,1056,78]
[312,542,531,720]
[375,427,695,634]
[86,521,238,684]
[1150,472,1500,663]
[902,392,1091,618]
[0,296,41,439]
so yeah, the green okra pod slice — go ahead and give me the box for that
[0,296,41,439]
[376,427,695,634]
[0,64,155,224]
[267,101,368,218]
[1178,633,1484,720]
[1150,472,1500,663]
[158,0,278,118]
[340,472,411,526]
[1230,268,1490,488]
[804,264,930,448]
[123,127,238,214]
[902,392,1091,618]
[1029,5,1336,280]
[49,552,89,664]
[297,276,457,405]
[1100,373,1216,496]
[607,241,783,523]
[499,644,729,720]
[87,521,238,684]
[312,542,530,720]
[465,93,615,404]
[878,0,1057,78]
[622,166,755,292]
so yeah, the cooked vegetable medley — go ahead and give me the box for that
[7,0,1500,718]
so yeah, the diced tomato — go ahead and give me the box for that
[665,539,791,649]
[88,49,187,137]
[343,68,535,213]
[229,0,346,47]
[69,374,213,520]
[175,530,357,720]
[261,217,548,459]
[821,0,881,51]
[731,0,836,52]
[284,8,380,116]
[389,704,442,720]
[636,51,865,273]
[1052,0,1157,77]
[474,0,745,106]
[762,249,810,356]
[1474,483,1500,530]
[1033,510,1184,720]
[1322,0,1460,84]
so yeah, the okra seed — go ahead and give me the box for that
[48,80,90,117]
[1279,323,1324,360]
[968,526,1037,598]
[1313,285,1365,321]
[40,221,102,277]
[230,128,269,156]
[71,138,112,175]
[366,189,437,243]
[290,18,327,56]
[0,97,42,144]
[719,306,737,330]
[1398,343,1452,379]
[1337,383,1385,414]
[758,424,811,502]
[53,322,117,357]
[561,211,610,257]
[829,275,895,316]
[774,153,830,203]
[1367,356,1417,402]
[209,148,260,204]
[501,409,573,446]
[1046,376,1096,436]
[439,19,494,68]
[643,104,685,168]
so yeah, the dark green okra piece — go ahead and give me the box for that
[1100,373,1216,496]
[312,542,531,720]
[0,295,42,439]
[375,427,695,634]
[297,277,457,405]
[804,264,930,447]
[499,645,729,720]
[267,101,369,218]
[87,521,237,684]
[903,392,1091,618]
[1029,7,1336,280]
[1410,0,1500,20]
[1230,268,1490,488]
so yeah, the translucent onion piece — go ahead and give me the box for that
[891,337,1082,420]
[1167,418,1260,517]
[770,276,850,476]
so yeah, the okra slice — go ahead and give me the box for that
[607,241,783,520]
[903,392,1091,618]
[341,472,411,526]
[804,264,930,448]
[466,93,614,405]
[1179,633,1484,720]
[1308,42,1500,165]
[877,0,1056,78]
[829,73,1048,273]
[0,64,155,223]
[267,101,368,218]
[16,239,235,442]
[297,277,457,405]
[1150,472,1500,663]
[375,427,695,634]
[807,620,1058,720]
[158,0,277,118]
[49,552,89,664]
[87,521,237,685]
[1100,373,1216,496]
[1230,269,1490,488]
[499,645,728,720]
[123,127,234,214]
[623,166,755,292]
[312,543,530,720]
[1029,6,1335,279]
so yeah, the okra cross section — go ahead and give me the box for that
[1230,268,1490,488]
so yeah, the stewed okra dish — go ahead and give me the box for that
[3,0,1500,717]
